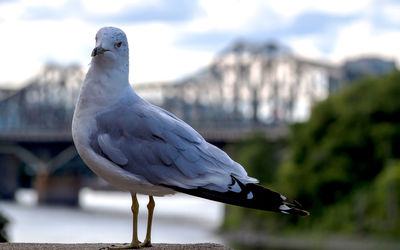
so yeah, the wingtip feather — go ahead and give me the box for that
[281,197,310,216]
[286,207,310,216]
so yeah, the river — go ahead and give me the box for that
[0,188,225,245]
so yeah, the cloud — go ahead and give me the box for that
[0,18,94,86]
[329,20,400,64]
[286,36,324,59]
[373,2,400,31]
[121,23,213,83]
[177,0,400,62]
[176,31,240,52]
[23,0,202,24]
[1,0,400,88]
[265,0,373,20]
[285,12,357,36]
[176,10,356,56]
[196,0,282,32]
[0,0,15,4]
[101,0,203,23]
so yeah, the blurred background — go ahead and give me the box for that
[1,0,400,249]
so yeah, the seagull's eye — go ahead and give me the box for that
[116,42,122,48]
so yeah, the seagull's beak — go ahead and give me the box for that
[91,46,109,57]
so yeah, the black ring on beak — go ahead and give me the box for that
[91,47,98,57]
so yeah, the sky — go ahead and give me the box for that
[0,0,399,88]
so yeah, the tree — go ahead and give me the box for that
[0,212,8,242]
[278,71,400,233]
[224,71,400,236]
[282,72,400,210]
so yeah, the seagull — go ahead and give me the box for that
[72,27,309,249]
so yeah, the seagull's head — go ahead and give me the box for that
[91,27,129,66]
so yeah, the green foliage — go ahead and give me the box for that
[233,131,286,185]
[0,212,8,242]
[223,131,294,231]
[313,161,400,235]
[282,72,400,215]
[223,71,400,237]
[366,160,400,235]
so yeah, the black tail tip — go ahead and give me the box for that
[279,205,310,216]
[279,196,310,216]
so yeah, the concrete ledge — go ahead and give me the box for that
[0,243,230,250]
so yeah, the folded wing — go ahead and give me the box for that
[91,100,257,193]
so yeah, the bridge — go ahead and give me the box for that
[0,64,85,204]
[0,63,293,205]
[1,41,342,205]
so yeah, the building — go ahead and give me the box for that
[341,57,397,83]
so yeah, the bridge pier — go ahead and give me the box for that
[34,173,81,206]
[0,154,19,200]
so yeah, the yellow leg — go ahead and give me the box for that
[103,193,141,249]
[129,193,141,248]
[141,196,155,247]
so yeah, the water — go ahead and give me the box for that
[0,188,225,244]
[5,189,398,249]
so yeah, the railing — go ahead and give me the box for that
[0,125,288,144]
[0,130,72,142]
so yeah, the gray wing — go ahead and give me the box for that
[91,100,257,192]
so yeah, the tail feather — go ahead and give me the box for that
[163,176,309,216]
